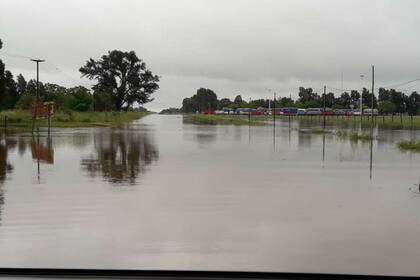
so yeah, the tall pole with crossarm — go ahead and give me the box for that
[30,59,45,133]
[30,59,45,104]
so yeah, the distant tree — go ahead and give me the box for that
[194,88,218,111]
[390,89,406,113]
[323,92,335,108]
[406,91,420,115]
[234,95,243,104]
[218,98,232,109]
[15,93,35,109]
[79,50,159,111]
[182,97,198,113]
[350,90,360,108]
[249,99,266,108]
[16,74,27,95]
[26,79,46,98]
[159,108,182,114]
[337,92,351,108]
[66,86,93,111]
[378,101,396,115]
[301,100,321,108]
[378,88,391,103]
[44,83,67,108]
[298,87,319,104]
[361,88,378,108]
[279,97,294,107]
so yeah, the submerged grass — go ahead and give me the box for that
[298,128,332,134]
[335,130,373,141]
[180,114,420,130]
[251,115,420,129]
[398,140,420,152]
[186,114,265,126]
[0,110,148,129]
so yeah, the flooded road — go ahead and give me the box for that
[1,114,420,276]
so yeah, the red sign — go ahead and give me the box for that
[32,102,55,119]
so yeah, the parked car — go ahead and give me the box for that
[305,108,322,115]
[343,109,354,116]
[297,108,306,115]
[321,108,335,115]
[363,108,378,115]
[353,110,361,116]
[334,109,346,115]
[282,107,298,116]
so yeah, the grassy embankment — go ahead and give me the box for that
[185,114,420,129]
[186,114,265,126]
[0,110,148,129]
[278,114,420,129]
[186,114,420,149]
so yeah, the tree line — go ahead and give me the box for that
[0,38,159,112]
[182,86,420,115]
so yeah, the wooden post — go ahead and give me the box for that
[4,116,6,130]
[48,114,51,135]
[323,85,326,129]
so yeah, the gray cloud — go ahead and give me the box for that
[1,0,420,111]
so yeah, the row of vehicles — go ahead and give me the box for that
[214,107,379,116]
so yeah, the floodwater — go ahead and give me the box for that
[1,114,420,276]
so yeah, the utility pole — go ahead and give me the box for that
[371,65,375,120]
[31,59,45,134]
[360,74,364,123]
[31,59,45,104]
[323,85,326,129]
[273,92,276,125]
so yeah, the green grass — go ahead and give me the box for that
[270,114,420,129]
[398,140,420,152]
[309,128,332,134]
[335,130,373,141]
[185,114,266,126]
[182,114,420,129]
[0,110,148,129]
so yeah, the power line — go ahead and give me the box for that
[0,50,32,60]
[381,77,420,89]
[1,50,92,87]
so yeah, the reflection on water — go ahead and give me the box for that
[0,136,16,224]
[32,136,54,164]
[81,129,159,185]
[1,116,420,275]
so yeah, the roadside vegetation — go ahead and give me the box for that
[336,130,373,141]
[0,39,158,129]
[0,110,148,128]
[185,114,264,126]
[398,140,420,152]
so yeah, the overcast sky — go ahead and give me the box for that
[1,0,420,111]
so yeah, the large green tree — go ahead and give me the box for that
[79,50,159,111]
[0,39,19,110]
